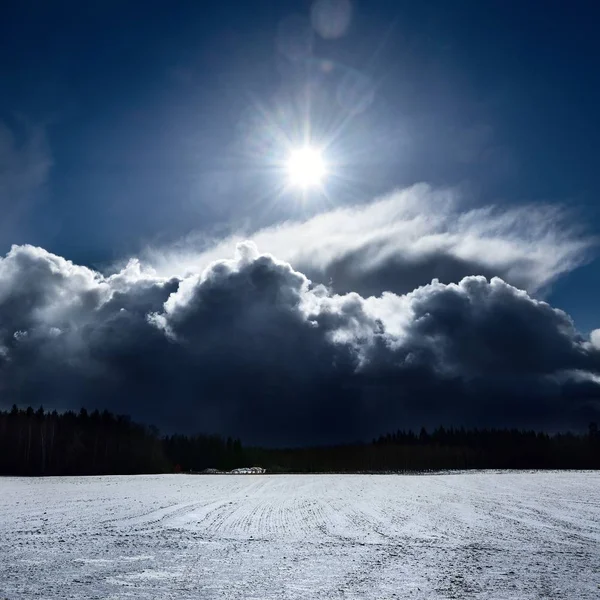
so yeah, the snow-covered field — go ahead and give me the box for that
[1,472,599,599]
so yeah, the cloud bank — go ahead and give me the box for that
[1,239,599,444]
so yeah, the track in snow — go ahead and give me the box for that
[1,472,599,599]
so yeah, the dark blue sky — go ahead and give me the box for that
[1,0,599,327]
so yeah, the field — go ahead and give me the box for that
[1,472,599,599]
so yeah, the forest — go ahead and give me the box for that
[0,405,598,475]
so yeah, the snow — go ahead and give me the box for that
[1,472,599,599]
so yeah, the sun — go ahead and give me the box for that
[286,147,326,188]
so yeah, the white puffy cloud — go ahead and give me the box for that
[145,184,594,297]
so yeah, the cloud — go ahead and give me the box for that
[145,184,594,298]
[0,118,52,246]
[0,241,599,443]
[364,277,592,375]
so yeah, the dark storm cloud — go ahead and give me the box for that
[0,242,599,444]
[390,276,593,377]
[303,246,509,297]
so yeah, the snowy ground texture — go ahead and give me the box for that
[1,472,599,599]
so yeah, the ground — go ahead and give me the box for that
[1,472,599,599]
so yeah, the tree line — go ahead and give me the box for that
[0,406,171,475]
[249,425,600,472]
[0,405,598,475]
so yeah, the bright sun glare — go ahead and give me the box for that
[286,147,326,188]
